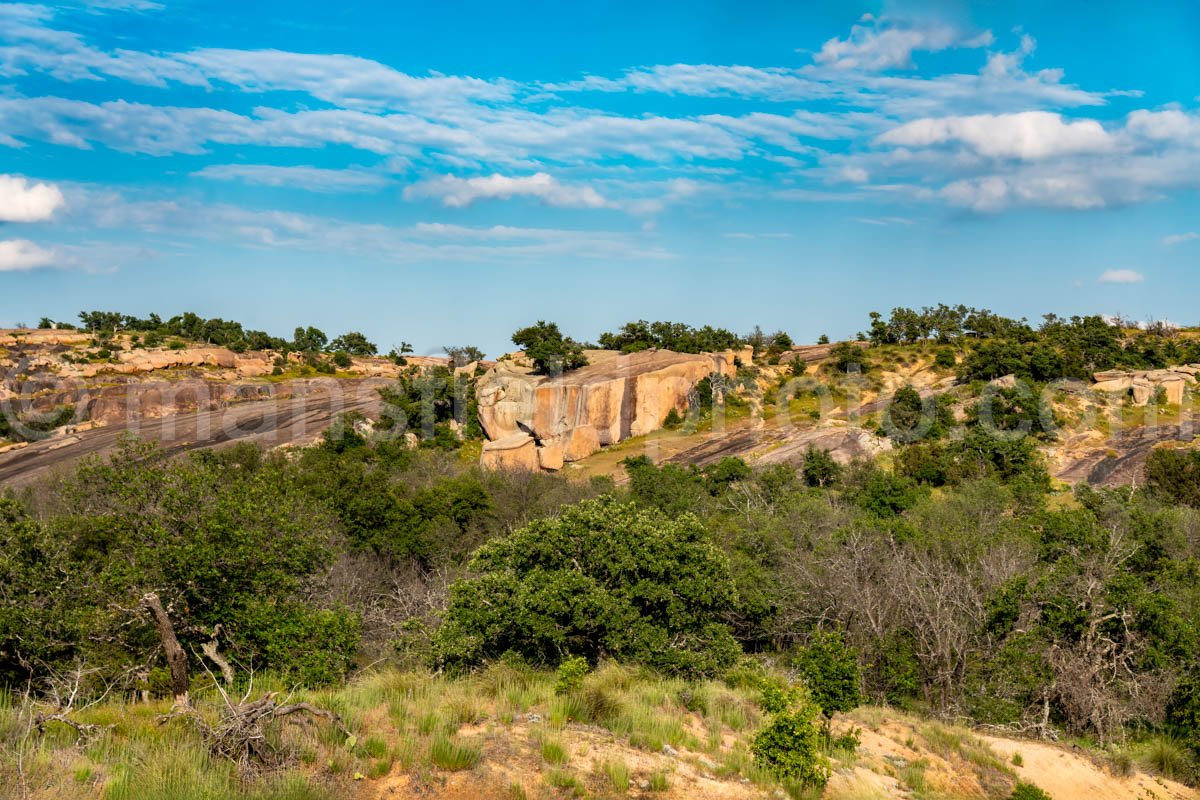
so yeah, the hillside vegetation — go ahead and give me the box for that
[3,306,1200,799]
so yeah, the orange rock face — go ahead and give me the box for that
[476,349,737,470]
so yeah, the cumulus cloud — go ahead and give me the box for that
[813,15,993,71]
[1164,232,1198,246]
[193,164,391,192]
[404,173,607,208]
[0,238,58,271]
[878,111,1112,159]
[1099,269,1145,284]
[0,174,65,222]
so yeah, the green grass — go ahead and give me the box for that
[540,737,568,765]
[544,768,586,796]
[1136,735,1195,781]
[600,760,631,792]
[648,770,670,791]
[429,736,482,771]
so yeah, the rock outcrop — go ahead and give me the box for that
[477,348,738,470]
[1092,366,1195,406]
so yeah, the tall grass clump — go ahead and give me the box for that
[429,736,482,771]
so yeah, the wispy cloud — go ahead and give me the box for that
[1099,268,1145,284]
[812,14,993,71]
[193,164,392,192]
[1163,232,1198,246]
[404,172,607,209]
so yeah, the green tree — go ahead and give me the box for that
[434,496,741,676]
[801,446,841,488]
[512,321,588,374]
[1145,448,1200,507]
[444,345,485,367]
[328,331,377,356]
[292,326,328,353]
[791,630,863,716]
[829,342,866,373]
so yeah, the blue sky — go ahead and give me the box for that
[0,0,1198,356]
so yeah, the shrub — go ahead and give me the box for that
[1167,672,1200,757]
[790,630,863,716]
[555,656,589,696]
[331,351,353,369]
[1140,735,1194,781]
[1146,449,1200,508]
[1010,782,1052,800]
[434,496,741,676]
[751,686,829,788]
[935,347,957,368]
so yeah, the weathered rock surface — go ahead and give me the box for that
[1092,366,1195,406]
[480,432,539,471]
[476,348,737,470]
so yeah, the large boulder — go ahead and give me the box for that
[476,349,737,469]
[480,432,539,471]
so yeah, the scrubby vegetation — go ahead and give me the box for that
[597,319,744,354]
[5,303,1200,797]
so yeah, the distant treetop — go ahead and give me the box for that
[597,320,743,354]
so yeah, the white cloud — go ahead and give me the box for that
[813,15,993,71]
[1164,232,1198,246]
[1099,269,1144,284]
[193,164,391,192]
[0,174,65,221]
[545,64,828,101]
[176,49,514,111]
[0,238,58,271]
[61,186,667,263]
[878,111,1112,159]
[404,172,607,208]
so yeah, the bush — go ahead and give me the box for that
[555,656,589,695]
[1010,782,1052,800]
[1146,449,1200,508]
[790,630,863,716]
[331,351,353,369]
[1167,671,1200,757]
[935,347,957,368]
[434,496,741,676]
[751,685,829,788]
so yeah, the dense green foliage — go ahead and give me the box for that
[751,684,829,787]
[1145,448,1200,507]
[72,310,385,358]
[511,320,588,374]
[435,496,740,676]
[865,305,1200,381]
[788,631,863,716]
[597,319,743,354]
[1010,782,1053,800]
[328,331,378,356]
[0,440,355,687]
[378,365,483,448]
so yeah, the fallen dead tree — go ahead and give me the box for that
[142,591,350,769]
